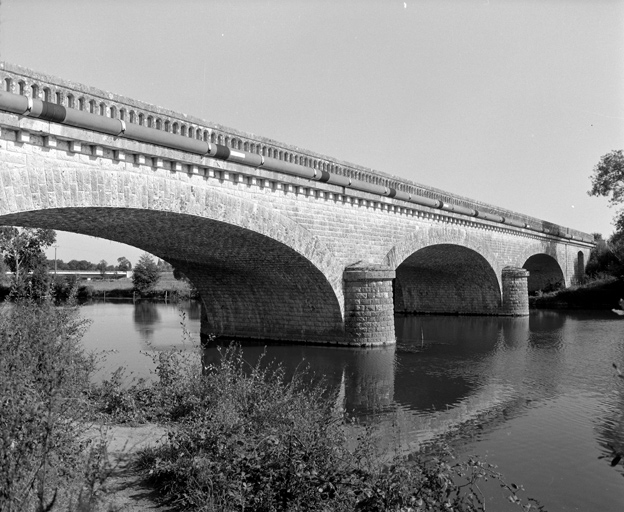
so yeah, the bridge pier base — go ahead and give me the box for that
[344,265,396,346]
[501,266,530,316]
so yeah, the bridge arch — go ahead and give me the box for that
[0,169,346,343]
[522,253,565,293]
[392,244,501,315]
[384,229,502,315]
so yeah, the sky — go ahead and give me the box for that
[0,0,622,266]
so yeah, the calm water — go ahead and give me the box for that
[81,301,624,511]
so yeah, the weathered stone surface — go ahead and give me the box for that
[344,266,396,346]
[501,267,530,316]
[0,64,593,346]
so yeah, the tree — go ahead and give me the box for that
[585,233,622,277]
[589,150,624,230]
[588,151,624,276]
[157,259,173,271]
[0,227,56,296]
[0,257,10,287]
[132,253,161,295]
[117,256,132,271]
[589,150,624,206]
[66,259,95,271]
[96,259,108,277]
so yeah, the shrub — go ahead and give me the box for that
[135,344,543,511]
[0,298,109,511]
[51,275,80,303]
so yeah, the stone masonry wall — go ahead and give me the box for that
[344,266,396,346]
[394,244,502,315]
[0,110,593,344]
[501,267,530,315]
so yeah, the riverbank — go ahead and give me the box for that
[2,298,542,511]
[529,276,624,310]
[78,273,196,300]
[0,272,196,302]
[86,424,172,511]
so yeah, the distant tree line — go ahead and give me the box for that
[0,226,176,300]
[47,256,134,272]
[45,256,174,273]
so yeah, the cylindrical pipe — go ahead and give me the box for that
[226,148,263,167]
[326,174,351,188]
[0,91,29,114]
[262,156,316,179]
[475,211,504,223]
[63,108,123,135]
[502,217,526,229]
[124,122,209,153]
[350,180,387,196]
[397,192,443,209]
[0,89,590,242]
[440,202,477,216]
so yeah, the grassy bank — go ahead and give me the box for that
[78,272,195,300]
[530,276,624,310]
[1,298,543,511]
[0,273,196,302]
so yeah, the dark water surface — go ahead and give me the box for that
[81,301,624,511]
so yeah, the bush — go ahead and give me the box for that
[0,298,109,511]
[133,344,543,511]
[51,275,80,303]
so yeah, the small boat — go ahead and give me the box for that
[612,299,624,316]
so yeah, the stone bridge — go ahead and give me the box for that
[0,63,593,346]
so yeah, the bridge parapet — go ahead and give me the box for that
[0,62,591,243]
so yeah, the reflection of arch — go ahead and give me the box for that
[393,244,501,315]
[523,254,564,293]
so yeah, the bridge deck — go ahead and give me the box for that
[0,61,592,244]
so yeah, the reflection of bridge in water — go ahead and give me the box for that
[0,63,593,346]
[202,313,565,451]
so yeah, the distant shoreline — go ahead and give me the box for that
[0,272,197,301]
[529,276,624,310]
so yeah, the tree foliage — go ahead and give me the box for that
[589,150,624,236]
[116,256,132,271]
[588,150,624,206]
[0,227,56,297]
[588,151,624,277]
[64,259,96,271]
[0,297,107,510]
[585,233,623,277]
[96,259,108,276]
[132,253,161,295]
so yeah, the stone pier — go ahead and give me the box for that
[501,266,530,316]
[344,265,396,346]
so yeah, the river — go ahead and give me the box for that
[80,300,624,511]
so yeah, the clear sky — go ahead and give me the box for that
[1,0,622,266]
